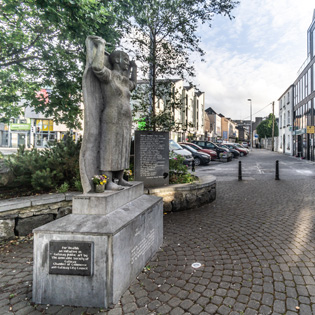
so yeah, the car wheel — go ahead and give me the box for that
[240,152,244,157]
[194,157,201,166]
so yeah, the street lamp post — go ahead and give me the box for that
[247,99,253,149]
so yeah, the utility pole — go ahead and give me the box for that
[247,99,253,150]
[272,101,275,151]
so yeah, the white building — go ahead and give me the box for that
[278,85,294,155]
[132,79,205,142]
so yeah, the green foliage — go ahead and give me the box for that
[0,0,130,128]
[74,179,83,192]
[56,182,70,193]
[31,168,56,191]
[6,136,81,192]
[132,80,184,131]
[256,114,279,139]
[169,153,195,184]
[126,0,239,130]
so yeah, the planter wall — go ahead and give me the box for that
[0,192,80,240]
[146,175,216,212]
[0,175,216,240]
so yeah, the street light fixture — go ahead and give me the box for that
[247,99,253,149]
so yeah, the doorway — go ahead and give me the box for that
[297,135,302,157]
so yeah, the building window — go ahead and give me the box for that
[287,110,290,125]
[308,68,312,95]
[287,135,290,150]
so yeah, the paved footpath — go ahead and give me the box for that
[2,150,315,314]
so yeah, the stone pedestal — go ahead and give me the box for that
[32,183,163,308]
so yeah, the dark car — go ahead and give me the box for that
[179,142,218,160]
[192,140,233,161]
[180,144,211,166]
[220,144,240,158]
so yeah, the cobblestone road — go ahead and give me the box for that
[1,150,315,314]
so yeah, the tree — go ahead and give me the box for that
[256,114,279,139]
[123,0,239,131]
[0,0,129,128]
[132,79,185,132]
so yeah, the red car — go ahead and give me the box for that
[179,142,217,160]
[224,143,248,156]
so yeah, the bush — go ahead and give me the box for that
[31,168,56,191]
[6,136,82,194]
[169,154,195,184]
[56,182,70,193]
[74,179,83,192]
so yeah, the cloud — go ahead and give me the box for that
[194,0,314,120]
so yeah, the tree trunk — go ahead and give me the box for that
[149,29,156,131]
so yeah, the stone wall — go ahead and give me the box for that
[146,175,216,212]
[0,175,216,240]
[0,192,80,240]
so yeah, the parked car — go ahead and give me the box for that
[220,144,240,158]
[169,139,194,165]
[230,143,249,156]
[192,140,233,161]
[180,144,211,166]
[179,142,218,160]
[242,142,249,148]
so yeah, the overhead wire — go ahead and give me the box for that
[240,102,273,120]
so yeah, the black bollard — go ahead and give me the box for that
[192,159,195,172]
[275,160,280,180]
[238,161,242,181]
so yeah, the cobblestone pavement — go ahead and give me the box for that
[2,150,315,314]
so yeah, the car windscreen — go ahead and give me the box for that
[182,145,197,153]
[169,139,182,150]
[188,143,202,150]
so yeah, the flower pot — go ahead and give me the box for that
[95,184,105,193]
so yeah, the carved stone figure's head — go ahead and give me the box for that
[109,51,129,71]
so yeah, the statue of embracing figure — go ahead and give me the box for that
[80,36,137,193]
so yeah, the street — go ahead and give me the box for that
[195,148,315,181]
[2,148,315,314]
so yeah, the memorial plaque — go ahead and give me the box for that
[49,241,94,276]
[134,131,169,187]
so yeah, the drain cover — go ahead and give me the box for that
[191,262,202,269]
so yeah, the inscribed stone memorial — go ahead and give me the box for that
[134,131,169,187]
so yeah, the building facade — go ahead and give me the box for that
[0,88,82,148]
[233,120,251,142]
[132,79,205,142]
[205,107,222,142]
[220,115,239,142]
[278,85,294,155]
[292,10,315,160]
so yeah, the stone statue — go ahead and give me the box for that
[80,36,137,193]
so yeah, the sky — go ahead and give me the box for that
[194,0,315,121]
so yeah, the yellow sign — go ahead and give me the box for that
[307,126,315,134]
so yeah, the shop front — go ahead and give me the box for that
[10,123,31,148]
[34,119,56,147]
[293,128,314,160]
